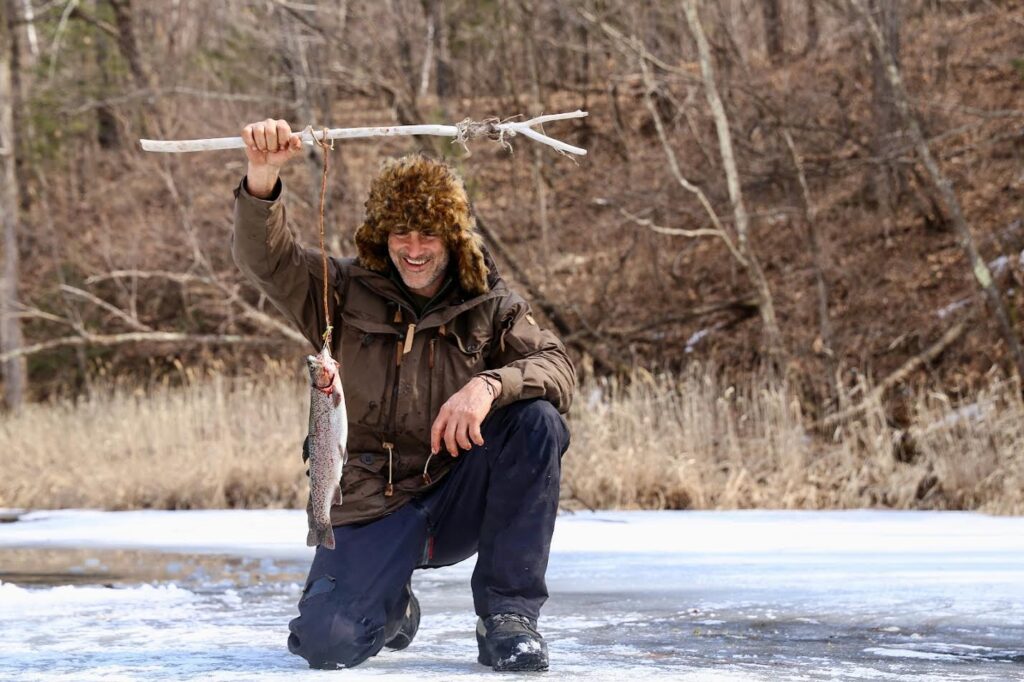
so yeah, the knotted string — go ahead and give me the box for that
[306,125,335,347]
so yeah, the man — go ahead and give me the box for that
[232,119,575,671]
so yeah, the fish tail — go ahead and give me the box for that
[308,526,336,550]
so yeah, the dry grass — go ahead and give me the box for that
[0,371,309,510]
[565,368,1024,514]
[2,367,1022,514]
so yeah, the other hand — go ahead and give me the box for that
[430,377,500,457]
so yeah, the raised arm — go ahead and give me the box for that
[231,119,340,350]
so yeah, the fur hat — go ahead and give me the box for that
[355,154,490,295]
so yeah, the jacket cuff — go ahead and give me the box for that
[477,368,522,409]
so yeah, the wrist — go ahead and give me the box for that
[476,375,500,400]
[245,165,280,199]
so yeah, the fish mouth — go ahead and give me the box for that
[307,356,338,392]
[313,369,336,392]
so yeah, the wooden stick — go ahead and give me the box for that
[139,110,589,155]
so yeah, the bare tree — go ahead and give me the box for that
[761,0,784,64]
[1,0,25,410]
[783,128,837,401]
[421,0,453,101]
[805,0,819,53]
[867,0,901,239]
[683,0,784,364]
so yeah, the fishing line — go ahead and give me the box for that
[309,126,335,347]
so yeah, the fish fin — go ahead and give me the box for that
[323,529,336,550]
[333,485,343,505]
[306,528,318,547]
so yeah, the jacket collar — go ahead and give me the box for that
[347,253,505,329]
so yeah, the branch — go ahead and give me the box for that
[570,297,760,341]
[634,54,747,267]
[617,207,744,259]
[139,111,589,156]
[0,332,282,363]
[84,269,210,286]
[820,319,970,429]
[577,8,698,79]
[58,284,152,332]
[84,269,308,345]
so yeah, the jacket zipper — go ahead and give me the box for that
[382,306,418,496]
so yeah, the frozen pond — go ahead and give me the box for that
[0,510,1022,680]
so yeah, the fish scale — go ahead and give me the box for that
[305,344,348,550]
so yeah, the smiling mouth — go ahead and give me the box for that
[403,256,430,268]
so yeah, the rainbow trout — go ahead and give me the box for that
[305,343,348,550]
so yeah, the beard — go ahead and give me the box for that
[390,246,451,295]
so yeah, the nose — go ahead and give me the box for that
[405,232,426,257]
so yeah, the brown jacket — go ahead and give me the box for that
[232,178,575,525]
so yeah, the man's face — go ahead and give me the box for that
[387,230,450,297]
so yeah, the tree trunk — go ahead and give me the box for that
[1,0,26,410]
[94,16,121,149]
[524,1,550,283]
[850,0,1024,383]
[783,128,837,402]
[868,0,901,238]
[107,0,152,91]
[805,0,819,53]
[683,0,784,365]
[421,0,453,100]
[761,0,784,65]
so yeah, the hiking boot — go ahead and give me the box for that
[383,584,420,651]
[476,613,549,672]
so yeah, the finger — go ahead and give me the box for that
[264,118,279,152]
[470,419,484,447]
[430,410,447,454]
[276,120,291,152]
[444,418,459,457]
[289,133,302,151]
[254,122,268,152]
[455,420,472,451]
[241,125,256,150]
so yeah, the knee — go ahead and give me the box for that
[288,592,383,669]
[505,398,560,428]
[496,399,569,459]
[487,399,569,466]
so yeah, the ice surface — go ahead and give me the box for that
[0,510,1022,681]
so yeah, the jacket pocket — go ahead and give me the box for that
[429,327,487,418]
[342,451,387,498]
[338,314,398,429]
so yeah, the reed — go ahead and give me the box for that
[2,367,1021,514]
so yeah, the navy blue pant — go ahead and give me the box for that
[287,399,570,669]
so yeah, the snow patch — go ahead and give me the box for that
[0,580,195,611]
[516,640,542,653]
[936,298,970,319]
[685,328,711,353]
[864,647,961,662]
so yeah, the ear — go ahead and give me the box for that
[456,232,489,295]
[355,221,390,272]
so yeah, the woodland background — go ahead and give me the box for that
[1,0,1023,513]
